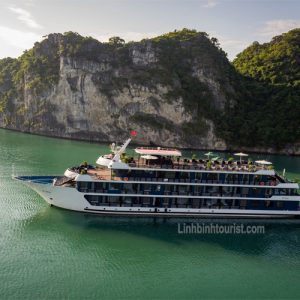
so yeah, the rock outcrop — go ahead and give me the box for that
[0,29,299,154]
[0,30,233,149]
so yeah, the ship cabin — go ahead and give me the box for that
[75,146,300,212]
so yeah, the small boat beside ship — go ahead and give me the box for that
[14,136,300,218]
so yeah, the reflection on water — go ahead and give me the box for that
[25,205,300,262]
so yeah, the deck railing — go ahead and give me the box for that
[129,162,268,172]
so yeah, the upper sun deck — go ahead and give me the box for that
[131,146,272,173]
[96,138,280,179]
[119,158,274,174]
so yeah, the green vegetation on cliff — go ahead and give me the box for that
[230,28,300,148]
[0,28,299,150]
[233,29,300,86]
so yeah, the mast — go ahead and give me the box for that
[112,138,132,162]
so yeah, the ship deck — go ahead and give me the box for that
[84,162,279,183]
[125,161,267,172]
[87,168,114,180]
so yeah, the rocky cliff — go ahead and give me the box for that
[0,29,299,153]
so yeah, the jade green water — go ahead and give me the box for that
[0,128,300,299]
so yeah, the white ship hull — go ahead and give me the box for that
[25,181,300,218]
[14,136,300,219]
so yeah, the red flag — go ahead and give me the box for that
[130,131,137,136]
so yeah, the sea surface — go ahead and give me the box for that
[0,128,300,299]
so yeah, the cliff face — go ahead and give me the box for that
[0,30,234,149]
[0,29,299,153]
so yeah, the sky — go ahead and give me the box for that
[0,0,299,60]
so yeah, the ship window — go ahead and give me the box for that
[108,196,119,205]
[264,200,272,208]
[144,170,154,178]
[222,187,230,196]
[84,195,100,206]
[279,189,287,195]
[178,185,187,192]
[109,183,121,190]
[192,198,201,208]
[162,198,169,207]
[195,172,202,180]
[84,195,108,206]
[124,183,133,193]
[242,175,249,182]
[94,182,105,192]
[240,200,247,208]
[164,185,171,192]
[194,186,202,194]
[132,197,140,205]
[115,169,127,178]
[226,174,234,182]
[143,184,151,192]
[207,173,218,181]
[290,189,296,195]
[277,201,283,208]
[133,170,143,177]
[158,171,166,178]
[165,172,175,179]
[265,189,272,197]
[206,186,214,194]
[241,187,249,195]
[155,185,161,192]
[77,181,88,192]
[180,172,188,179]
[248,175,254,183]
[141,197,151,206]
[132,183,138,192]
[170,198,176,207]
[101,196,109,205]
[177,198,188,207]
[123,197,133,206]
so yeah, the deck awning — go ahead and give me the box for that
[135,147,182,157]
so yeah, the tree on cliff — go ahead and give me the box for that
[108,36,125,46]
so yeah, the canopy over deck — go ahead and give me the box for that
[135,147,182,157]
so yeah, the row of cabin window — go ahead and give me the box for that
[84,195,288,209]
[77,182,296,196]
[116,170,275,183]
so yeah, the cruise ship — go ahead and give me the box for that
[15,136,300,218]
